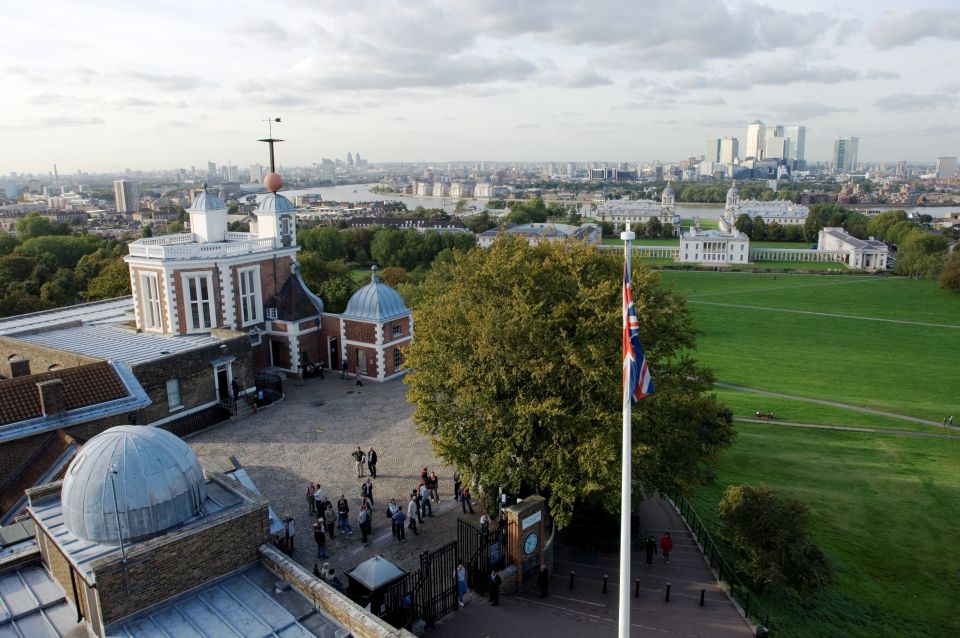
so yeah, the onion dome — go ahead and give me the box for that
[188,186,227,213]
[256,192,297,214]
[342,266,409,322]
[61,426,207,544]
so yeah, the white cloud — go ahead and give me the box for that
[874,93,958,112]
[869,9,960,50]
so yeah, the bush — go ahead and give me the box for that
[718,484,831,597]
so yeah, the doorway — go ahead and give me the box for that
[357,349,367,375]
[270,339,290,370]
[216,367,229,402]
[329,337,339,370]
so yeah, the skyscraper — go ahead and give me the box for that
[783,126,806,166]
[249,164,263,183]
[832,137,859,173]
[764,135,788,160]
[705,139,721,163]
[936,157,957,179]
[719,137,739,164]
[745,120,766,159]
[113,179,140,213]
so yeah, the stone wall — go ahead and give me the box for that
[0,336,101,377]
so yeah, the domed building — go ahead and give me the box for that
[321,266,412,381]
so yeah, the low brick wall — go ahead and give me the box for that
[259,544,416,638]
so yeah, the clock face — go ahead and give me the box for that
[523,532,538,555]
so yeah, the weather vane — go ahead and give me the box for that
[258,116,283,173]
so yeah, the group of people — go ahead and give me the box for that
[383,465,445,541]
[645,532,674,565]
[352,446,379,478]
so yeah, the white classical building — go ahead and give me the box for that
[477,222,602,248]
[679,228,750,265]
[817,227,889,271]
[595,186,681,234]
[719,183,809,232]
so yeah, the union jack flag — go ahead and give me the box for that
[623,262,653,402]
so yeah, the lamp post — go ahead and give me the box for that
[108,464,126,563]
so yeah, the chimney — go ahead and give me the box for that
[9,358,31,378]
[37,379,66,416]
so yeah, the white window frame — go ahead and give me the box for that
[166,378,182,411]
[393,347,403,370]
[392,324,401,338]
[182,272,216,333]
[237,266,262,327]
[140,271,163,332]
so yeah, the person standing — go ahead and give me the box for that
[367,447,378,478]
[313,519,328,559]
[358,505,369,543]
[407,493,420,536]
[314,484,325,516]
[430,471,440,502]
[413,489,424,523]
[949,415,954,426]
[361,479,374,507]
[283,516,296,555]
[353,447,366,478]
[387,498,400,537]
[456,561,467,606]
[306,483,317,515]
[232,377,241,403]
[489,568,501,606]
[453,470,462,503]
[419,483,433,518]
[537,565,549,598]
[645,535,657,566]
[660,532,673,564]
[392,508,407,541]
[460,487,474,513]
[337,495,352,534]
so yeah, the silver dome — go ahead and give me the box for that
[188,190,227,213]
[256,193,296,214]
[342,266,410,323]
[61,426,207,544]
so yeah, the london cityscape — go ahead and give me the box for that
[0,2,958,638]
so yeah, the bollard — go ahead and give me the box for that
[635,579,640,598]
[602,575,608,594]
[665,583,671,603]
[700,589,705,607]
[569,571,575,589]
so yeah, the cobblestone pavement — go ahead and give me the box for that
[188,374,486,577]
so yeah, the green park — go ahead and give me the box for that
[658,270,960,637]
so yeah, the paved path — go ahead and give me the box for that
[736,418,960,439]
[715,382,945,427]
[687,300,960,330]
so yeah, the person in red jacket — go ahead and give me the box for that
[660,532,674,564]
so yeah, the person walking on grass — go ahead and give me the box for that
[367,447,378,478]
[407,493,420,536]
[353,447,366,478]
[660,532,673,564]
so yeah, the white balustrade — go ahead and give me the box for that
[129,236,275,259]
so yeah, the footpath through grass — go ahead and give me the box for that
[658,271,960,420]
[691,423,960,638]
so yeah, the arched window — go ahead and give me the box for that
[393,347,403,370]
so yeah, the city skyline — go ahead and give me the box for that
[3,0,960,173]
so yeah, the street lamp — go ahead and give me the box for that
[108,464,127,563]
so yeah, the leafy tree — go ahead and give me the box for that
[378,266,409,287]
[718,485,831,596]
[939,252,960,292]
[86,258,132,299]
[895,232,949,278]
[0,287,45,317]
[645,217,662,238]
[751,216,768,241]
[662,223,674,238]
[227,204,239,214]
[0,234,18,256]
[227,221,248,232]
[735,214,752,236]
[454,199,468,215]
[16,213,65,240]
[39,268,77,306]
[465,211,496,234]
[316,275,358,313]
[766,222,784,241]
[301,227,348,261]
[0,254,36,285]
[404,236,734,527]
[141,224,154,238]
[784,225,803,242]
[866,210,908,241]
[15,235,101,269]
[166,220,185,233]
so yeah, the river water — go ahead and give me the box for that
[263,183,959,221]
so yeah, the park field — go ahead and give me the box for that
[658,271,959,421]
[691,423,960,638]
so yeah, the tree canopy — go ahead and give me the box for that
[404,236,734,527]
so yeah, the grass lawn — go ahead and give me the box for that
[690,424,960,638]
[713,388,958,435]
[349,268,369,282]
[657,271,960,420]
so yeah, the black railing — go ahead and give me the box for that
[664,487,773,634]
[161,404,231,438]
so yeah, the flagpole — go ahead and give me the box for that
[619,221,634,638]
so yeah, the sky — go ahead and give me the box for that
[2,0,959,174]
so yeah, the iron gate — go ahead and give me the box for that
[420,541,459,626]
[457,519,506,594]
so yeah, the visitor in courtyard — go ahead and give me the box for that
[489,568,501,606]
[283,516,296,555]
[419,482,433,517]
[361,478,374,506]
[499,510,507,531]
[480,513,491,535]
[367,446,378,478]
[460,487,474,513]
[407,493,420,535]
[412,488,424,523]
[232,377,240,402]
[538,565,549,598]
[313,520,328,559]
[420,466,429,486]
[393,508,407,541]
[456,561,467,606]
[358,505,369,543]
[388,498,400,536]
[356,369,363,386]
[306,482,316,515]
[645,535,657,565]
[353,447,366,477]
[324,500,336,538]
[337,495,352,534]
[453,470,462,502]
[660,532,673,564]
[314,483,325,514]
[430,471,440,502]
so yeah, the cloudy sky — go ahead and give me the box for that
[3,0,959,174]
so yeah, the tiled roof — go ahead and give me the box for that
[273,268,323,321]
[0,362,128,426]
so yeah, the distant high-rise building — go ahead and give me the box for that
[832,137,859,173]
[745,120,766,159]
[207,161,216,181]
[347,152,354,168]
[719,137,739,164]
[226,164,239,182]
[113,179,140,213]
[936,157,957,179]
[249,164,263,183]
[321,158,335,183]
[764,135,788,160]
[783,126,806,165]
[705,138,721,163]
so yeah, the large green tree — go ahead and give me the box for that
[404,237,734,527]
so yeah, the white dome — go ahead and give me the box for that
[61,426,207,544]
[188,189,226,213]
